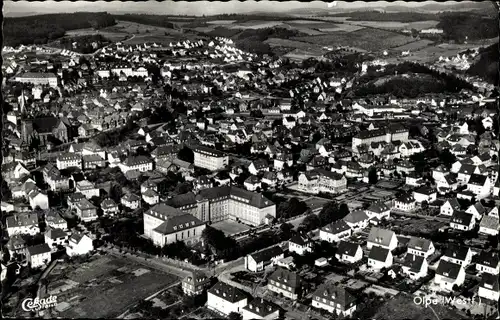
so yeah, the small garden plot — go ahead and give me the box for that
[345,279,370,291]
[132,268,151,277]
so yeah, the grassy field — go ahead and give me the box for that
[64,28,129,42]
[264,37,321,50]
[345,20,440,30]
[48,255,179,319]
[293,28,415,52]
[392,39,434,51]
[229,20,285,29]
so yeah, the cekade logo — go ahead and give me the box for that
[21,296,58,312]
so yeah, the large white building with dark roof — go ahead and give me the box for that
[166,186,276,226]
[143,203,206,247]
[15,72,58,87]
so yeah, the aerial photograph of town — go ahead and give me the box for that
[1,0,499,319]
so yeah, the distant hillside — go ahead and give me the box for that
[466,42,499,85]
[112,14,177,29]
[354,62,474,98]
[327,11,438,22]
[437,12,497,42]
[4,12,116,47]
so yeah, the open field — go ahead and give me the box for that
[47,255,179,319]
[293,28,415,52]
[283,48,328,61]
[392,39,435,52]
[264,38,321,50]
[392,38,498,63]
[230,21,285,29]
[212,220,251,236]
[318,24,366,33]
[64,28,129,42]
[346,20,440,30]
[206,20,237,25]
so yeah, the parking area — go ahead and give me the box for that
[46,255,179,318]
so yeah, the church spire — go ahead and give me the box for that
[20,90,26,115]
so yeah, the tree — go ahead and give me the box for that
[299,214,320,232]
[368,167,378,184]
[279,222,294,240]
[318,201,339,226]
[228,312,242,320]
[438,149,457,169]
[338,203,350,219]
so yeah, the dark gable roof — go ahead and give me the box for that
[343,210,369,224]
[289,234,310,246]
[249,245,283,263]
[27,243,51,256]
[337,241,360,257]
[407,237,432,252]
[183,271,210,286]
[208,281,247,303]
[313,284,356,309]
[443,245,470,261]
[367,227,395,247]
[166,192,197,208]
[243,298,279,317]
[368,246,390,262]
[269,267,301,290]
[436,260,462,279]
[322,220,351,235]
[367,201,390,213]
[479,273,499,291]
[451,211,473,226]
[396,193,414,203]
[468,174,487,186]
[476,251,499,268]
[402,254,425,272]
[414,186,436,195]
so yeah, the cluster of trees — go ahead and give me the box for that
[276,197,309,220]
[466,42,499,85]
[56,34,110,54]
[4,12,116,47]
[201,226,240,260]
[355,63,474,98]
[298,201,350,233]
[94,118,138,147]
[437,13,498,42]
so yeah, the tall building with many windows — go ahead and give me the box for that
[193,146,229,171]
[166,186,276,226]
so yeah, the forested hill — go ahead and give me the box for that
[466,42,499,85]
[111,14,177,29]
[4,12,116,47]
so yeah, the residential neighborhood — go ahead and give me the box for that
[1,1,499,320]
